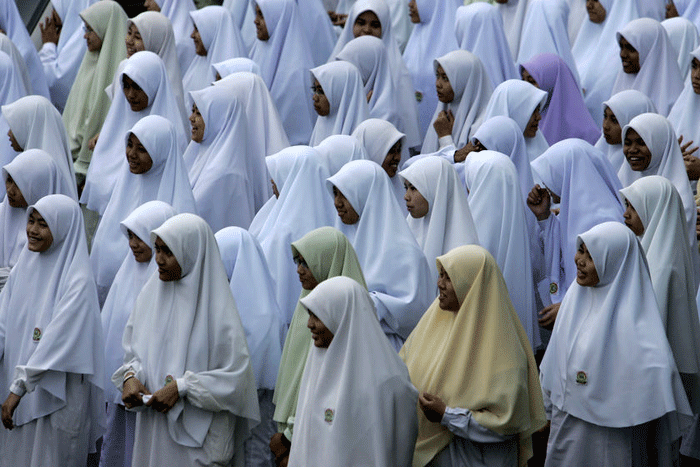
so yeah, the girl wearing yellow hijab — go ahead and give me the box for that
[400,245,546,467]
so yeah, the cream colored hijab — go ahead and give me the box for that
[400,245,546,467]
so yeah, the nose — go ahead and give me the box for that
[404,191,410,201]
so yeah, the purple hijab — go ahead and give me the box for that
[521,53,600,146]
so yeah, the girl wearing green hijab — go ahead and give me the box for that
[270,226,367,466]
[62,0,127,189]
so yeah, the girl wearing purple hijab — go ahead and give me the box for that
[520,53,600,146]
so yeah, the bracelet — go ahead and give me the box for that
[123,373,136,384]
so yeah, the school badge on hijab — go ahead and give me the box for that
[324,408,334,424]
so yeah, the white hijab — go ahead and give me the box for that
[613,18,684,116]
[455,3,518,89]
[669,45,700,150]
[249,0,316,144]
[540,221,692,428]
[482,79,549,162]
[422,50,492,154]
[101,200,176,404]
[115,213,260,447]
[351,118,408,210]
[531,139,625,300]
[596,89,657,173]
[0,194,104,445]
[464,151,540,351]
[183,6,246,98]
[495,0,532,59]
[215,226,284,391]
[222,0,256,52]
[0,33,31,97]
[398,156,479,284]
[297,0,337,66]
[90,115,197,300]
[336,36,418,148]
[314,134,368,176]
[662,17,699,80]
[129,11,188,128]
[82,51,188,215]
[516,0,581,86]
[1,95,77,200]
[183,84,257,231]
[0,150,74,268]
[402,0,461,137]
[289,276,418,467]
[0,0,50,97]
[620,177,700,396]
[309,61,370,146]
[620,112,697,248]
[212,58,261,80]
[254,146,336,324]
[327,160,433,347]
[153,0,196,74]
[0,50,26,179]
[42,0,95,111]
[572,0,640,126]
[330,0,421,147]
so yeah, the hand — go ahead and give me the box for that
[685,155,700,181]
[145,381,179,413]
[433,109,454,138]
[679,135,699,159]
[121,376,150,409]
[328,11,347,27]
[1,393,21,430]
[40,15,60,45]
[538,302,561,330]
[454,141,476,163]
[419,392,446,424]
[88,133,100,151]
[695,208,700,241]
[269,432,291,467]
[527,184,551,220]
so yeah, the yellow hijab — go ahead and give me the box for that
[400,245,546,466]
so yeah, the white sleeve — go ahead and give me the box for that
[441,407,515,443]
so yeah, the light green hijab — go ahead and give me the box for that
[272,226,366,438]
[62,0,127,181]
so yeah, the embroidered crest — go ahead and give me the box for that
[549,282,558,295]
[324,408,334,424]
[32,327,41,342]
[415,91,423,103]
[576,371,587,385]
[164,375,174,385]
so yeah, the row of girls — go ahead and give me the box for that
[1,0,700,465]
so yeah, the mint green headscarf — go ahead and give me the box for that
[62,0,127,181]
[272,226,366,438]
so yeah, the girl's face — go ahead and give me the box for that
[189,104,205,143]
[623,198,645,236]
[623,128,652,171]
[122,75,149,112]
[602,106,622,145]
[332,186,360,225]
[26,210,53,253]
[619,37,640,74]
[437,266,459,311]
[83,21,102,52]
[125,133,153,174]
[353,10,382,39]
[154,236,182,281]
[191,26,207,56]
[574,242,599,287]
[521,68,538,88]
[5,175,27,208]
[408,0,420,23]
[403,181,429,218]
[254,5,270,41]
[143,0,160,12]
[523,107,541,138]
[692,58,700,95]
[435,64,454,104]
[294,254,319,290]
[311,79,330,116]
[382,140,402,178]
[125,23,145,57]
[7,129,21,152]
[127,229,153,262]
[307,311,334,348]
[586,0,606,24]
